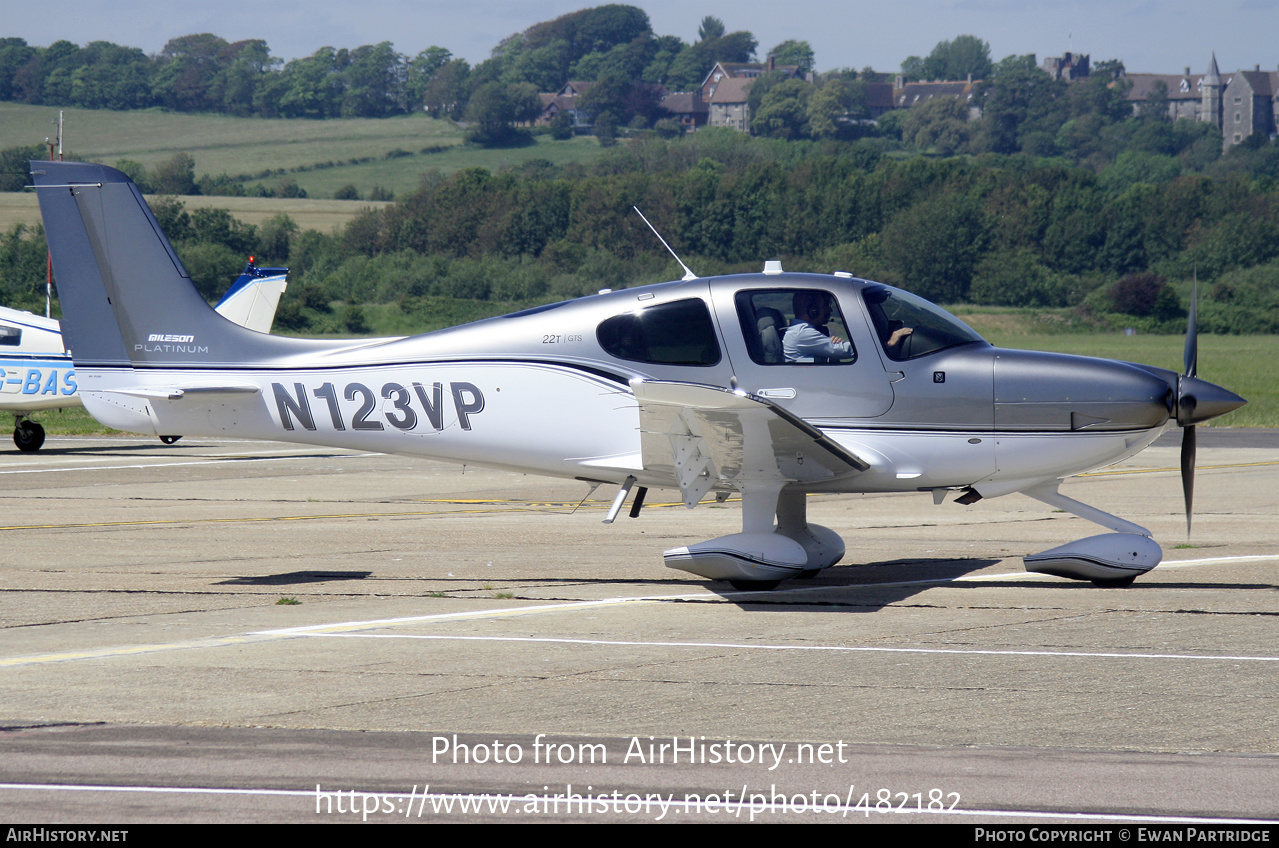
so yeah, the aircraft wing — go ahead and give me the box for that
[631,378,870,507]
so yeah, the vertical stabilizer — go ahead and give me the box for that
[30,161,135,366]
[31,161,322,368]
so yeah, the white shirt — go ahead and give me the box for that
[783,322,853,363]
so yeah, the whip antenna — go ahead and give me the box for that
[633,206,696,281]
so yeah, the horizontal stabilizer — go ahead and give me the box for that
[108,383,263,401]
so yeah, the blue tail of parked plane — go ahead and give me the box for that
[214,261,289,335]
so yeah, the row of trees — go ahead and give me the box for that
[0,7,784,127]
[290,129,1279,332]
[3,128,1276,333]
[8,10,1255,166]
[883,54,1221,168]
[329,131,1276,295]
[273,131,1279,334]
[0,196,298,310]
[1,144,322,198]
[0,33,440,118]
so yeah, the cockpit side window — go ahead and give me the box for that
[862,285,984,361]
[596,298,720,366]
[735,289,856,365]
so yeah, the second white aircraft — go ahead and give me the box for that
[1,261,287,451]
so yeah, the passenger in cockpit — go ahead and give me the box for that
[783,291,853,363]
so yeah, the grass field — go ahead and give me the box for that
[1,103,462,173]
[0,190,388,233]
[1,102,607,199]
[253,135,606,199]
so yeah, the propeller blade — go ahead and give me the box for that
[1181,424,1196,537]
[1184,277,1198,379]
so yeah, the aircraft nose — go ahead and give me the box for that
[994,350,1173,431]
[1176,375,1246,426]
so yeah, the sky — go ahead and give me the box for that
[8,0,1279,77]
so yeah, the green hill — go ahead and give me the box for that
[1,102,606,199]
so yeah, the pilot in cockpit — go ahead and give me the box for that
[783,291,854,363]
[863,287,915,358]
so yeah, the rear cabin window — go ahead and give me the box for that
[596,298,720,366]
[0,327,19,346]
[735,289,856,365]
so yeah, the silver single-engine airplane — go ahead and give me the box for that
[32,160,1245,589]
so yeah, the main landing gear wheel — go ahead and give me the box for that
[1091,576,1137,588]
[159,435,182,445]
[14,420,44,452]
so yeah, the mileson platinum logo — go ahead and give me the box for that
[138,333,208,354]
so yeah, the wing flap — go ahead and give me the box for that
[631,379,868,507]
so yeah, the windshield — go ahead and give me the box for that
[862,285,985,361]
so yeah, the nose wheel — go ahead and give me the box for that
[14,419,45,452]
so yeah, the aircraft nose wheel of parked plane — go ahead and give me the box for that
[14,418,45,452]
[159,436,182,445]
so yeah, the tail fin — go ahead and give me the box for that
[214,262,288,334]
[31,160,318,368]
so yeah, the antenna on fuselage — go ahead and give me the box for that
[633,206,697,281]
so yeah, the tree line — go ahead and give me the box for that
[0,33,431,118]
[3,128,1277,334]
[3,7,1277,336]
[0,7,783,128]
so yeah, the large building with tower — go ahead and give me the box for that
[1123,53,1278,153]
